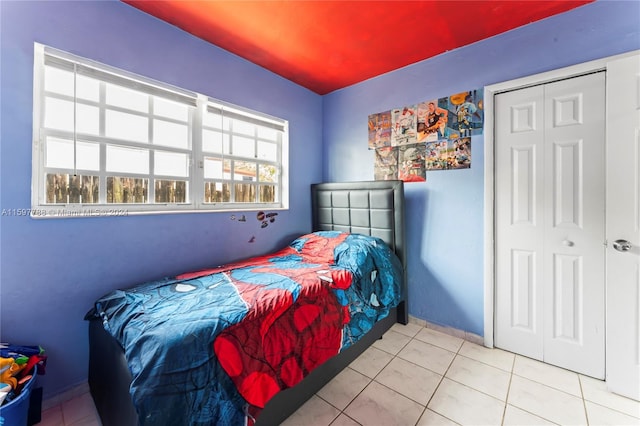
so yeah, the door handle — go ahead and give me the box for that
[613,239,632,252]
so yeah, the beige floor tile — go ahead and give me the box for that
[580,374,640,419]
[585,401,640,425]
[445,355,511,401]
[375,357,442,405]
[42,383,91,411]
[457,341,514,372]
[371,329,412,355]
[281,395,341,426]
[344,381,424,426]
[416,408,460,425]
[513,355,582,397]
[62,393,99,425]
[391,322,423,338]
[329,413,362,426]
[49,328,640,426]
[502,404,555,425]
[427,378,504,426]
[68,415,102,426]
[426,323,466,340]
[508,375,586,425]
[38,404,65,426]
[414,327,464,353]
[317,367,371,411]
[349,346,394,379]
[397,339,456,375]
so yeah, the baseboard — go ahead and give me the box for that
[408,315,484,346]
[41,382,90,411]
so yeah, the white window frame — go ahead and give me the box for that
[31,43,289,218]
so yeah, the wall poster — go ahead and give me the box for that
[370,89,483,182]
[368,111,392,150]
[391,105,417,146]
[374,146,398,181]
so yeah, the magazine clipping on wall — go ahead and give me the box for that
[398,143,427,182]
[372,89,483,182]
[367,110,392,150]
[373,146,399,181]
[417,99,448,143]
[390,105,417,146]
[425,137,471,170]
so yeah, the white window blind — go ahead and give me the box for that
[31,43,288,217]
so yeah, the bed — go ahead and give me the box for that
[86,180,407,426]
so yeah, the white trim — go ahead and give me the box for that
[482,50,640,347]
[407,315,484,345]
[41,382,90,411]
[31,44,45,213]
[483,85,495,348]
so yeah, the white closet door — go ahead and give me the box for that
[605,54,640,400]
[495,85,545,361]
[495,72,606,379]
[542,73,605,379]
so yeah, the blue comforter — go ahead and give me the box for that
[87,231,402,425]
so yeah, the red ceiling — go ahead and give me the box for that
[124,1,593,95]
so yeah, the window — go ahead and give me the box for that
[31,43,288,217]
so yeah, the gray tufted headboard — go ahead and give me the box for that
[311,180,407,323]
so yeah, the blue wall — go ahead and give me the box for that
[2,0,640,402]
[322,0,640,336]
[0,0,322,398]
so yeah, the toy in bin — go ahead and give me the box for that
[0,344,47,425]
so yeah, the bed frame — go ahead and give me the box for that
[87,180,406,426]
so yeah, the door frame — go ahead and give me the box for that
[483,50,640,348]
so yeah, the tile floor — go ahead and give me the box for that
[39,322,640,425]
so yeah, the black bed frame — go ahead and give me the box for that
[88,180,407,426]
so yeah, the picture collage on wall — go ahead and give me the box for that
[369,89,483,182]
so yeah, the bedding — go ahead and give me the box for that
[86,231,402,425]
